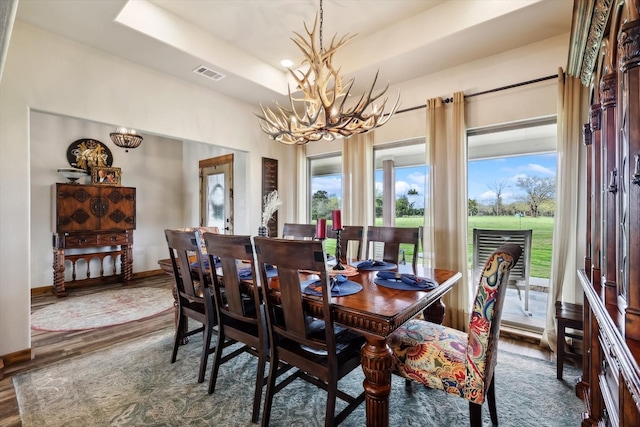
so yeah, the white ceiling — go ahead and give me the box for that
[12,0,574,107]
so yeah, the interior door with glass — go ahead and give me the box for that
[200,154,233,234]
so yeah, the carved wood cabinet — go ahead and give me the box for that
[570,1,640,425]
[52,183,136,296]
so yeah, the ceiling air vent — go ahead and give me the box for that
[193,65,225,82]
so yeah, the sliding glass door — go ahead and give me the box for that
[467,119,557,333]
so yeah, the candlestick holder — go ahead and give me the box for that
[332,228,346,270]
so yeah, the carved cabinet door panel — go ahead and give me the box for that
[99,187,136,230]
[54,184,101,232]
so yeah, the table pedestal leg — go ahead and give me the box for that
[361,337,392,427]
[422,297,446,324]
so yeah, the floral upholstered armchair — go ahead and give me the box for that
[388,243,522,427]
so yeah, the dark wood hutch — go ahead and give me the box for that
[52,183,136,296]
[569,0,640,425]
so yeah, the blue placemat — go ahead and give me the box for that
[301,277,363,297]
[373,271,438,291]
[191,257,221,270]
[238,265,277,280]
[350,259,397,271]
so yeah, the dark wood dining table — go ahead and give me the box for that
[159,258,461,427]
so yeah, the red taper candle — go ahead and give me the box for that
[331,210,342,230]
[316,218,327,239]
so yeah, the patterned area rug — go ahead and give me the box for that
[30,287,174,331]
[13,329,584,426]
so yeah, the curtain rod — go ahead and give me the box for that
[394,74,558,115]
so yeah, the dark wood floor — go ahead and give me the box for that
[0,273,552,427]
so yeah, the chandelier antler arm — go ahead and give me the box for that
[343,71,397,122]
[257,101,292,124]
[256,103,300,142]
[290,69,320,104]
[357,91,401,130]
[377,92,402,124]
[316,69,344,112]
[316,52,352,112]
[256,86,325,142]
[291,26,353,69]
[349,70,385,113]
[287,93,323,128]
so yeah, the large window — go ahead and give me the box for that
[374,140,426,226]
[309,155,342,254]
[309,155,342,222]
[468,119,557,333]
[374,141,427,262]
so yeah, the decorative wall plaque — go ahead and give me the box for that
[66,138,113,172]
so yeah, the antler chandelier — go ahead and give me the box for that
[256,0,400,145]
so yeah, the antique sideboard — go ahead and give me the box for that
[52,183,136,296]
[569,0,640,425]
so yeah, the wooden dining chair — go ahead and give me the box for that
[253,237,366,427]
[326,225,364,261]
[282,222,316,240]
[202,233,285,423]
[388,243,522,427]
[164,229,218,383]
[365,225,422,268]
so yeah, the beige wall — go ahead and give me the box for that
[0,22,294,355]
[375,34,567,144]
[302,33,569,160]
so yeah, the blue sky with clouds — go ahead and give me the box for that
[311,152,556,207]
[468,153,557,203]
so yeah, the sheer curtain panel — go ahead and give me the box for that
[342,133,375,234]
[423,92,470,330]
[541,69,588,351]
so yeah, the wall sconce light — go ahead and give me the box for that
[110,128,143,152]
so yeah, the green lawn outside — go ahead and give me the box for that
[468,216,553,279]
[321,215,553,279]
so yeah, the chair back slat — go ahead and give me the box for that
[253,237,335,352]
[165,229,207,300]
[366,226,422,268]
[277,268,310,338]
[326,225,364,260]
[466,243,522,398]
[202,233,259,323]
[282,223,316,240]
